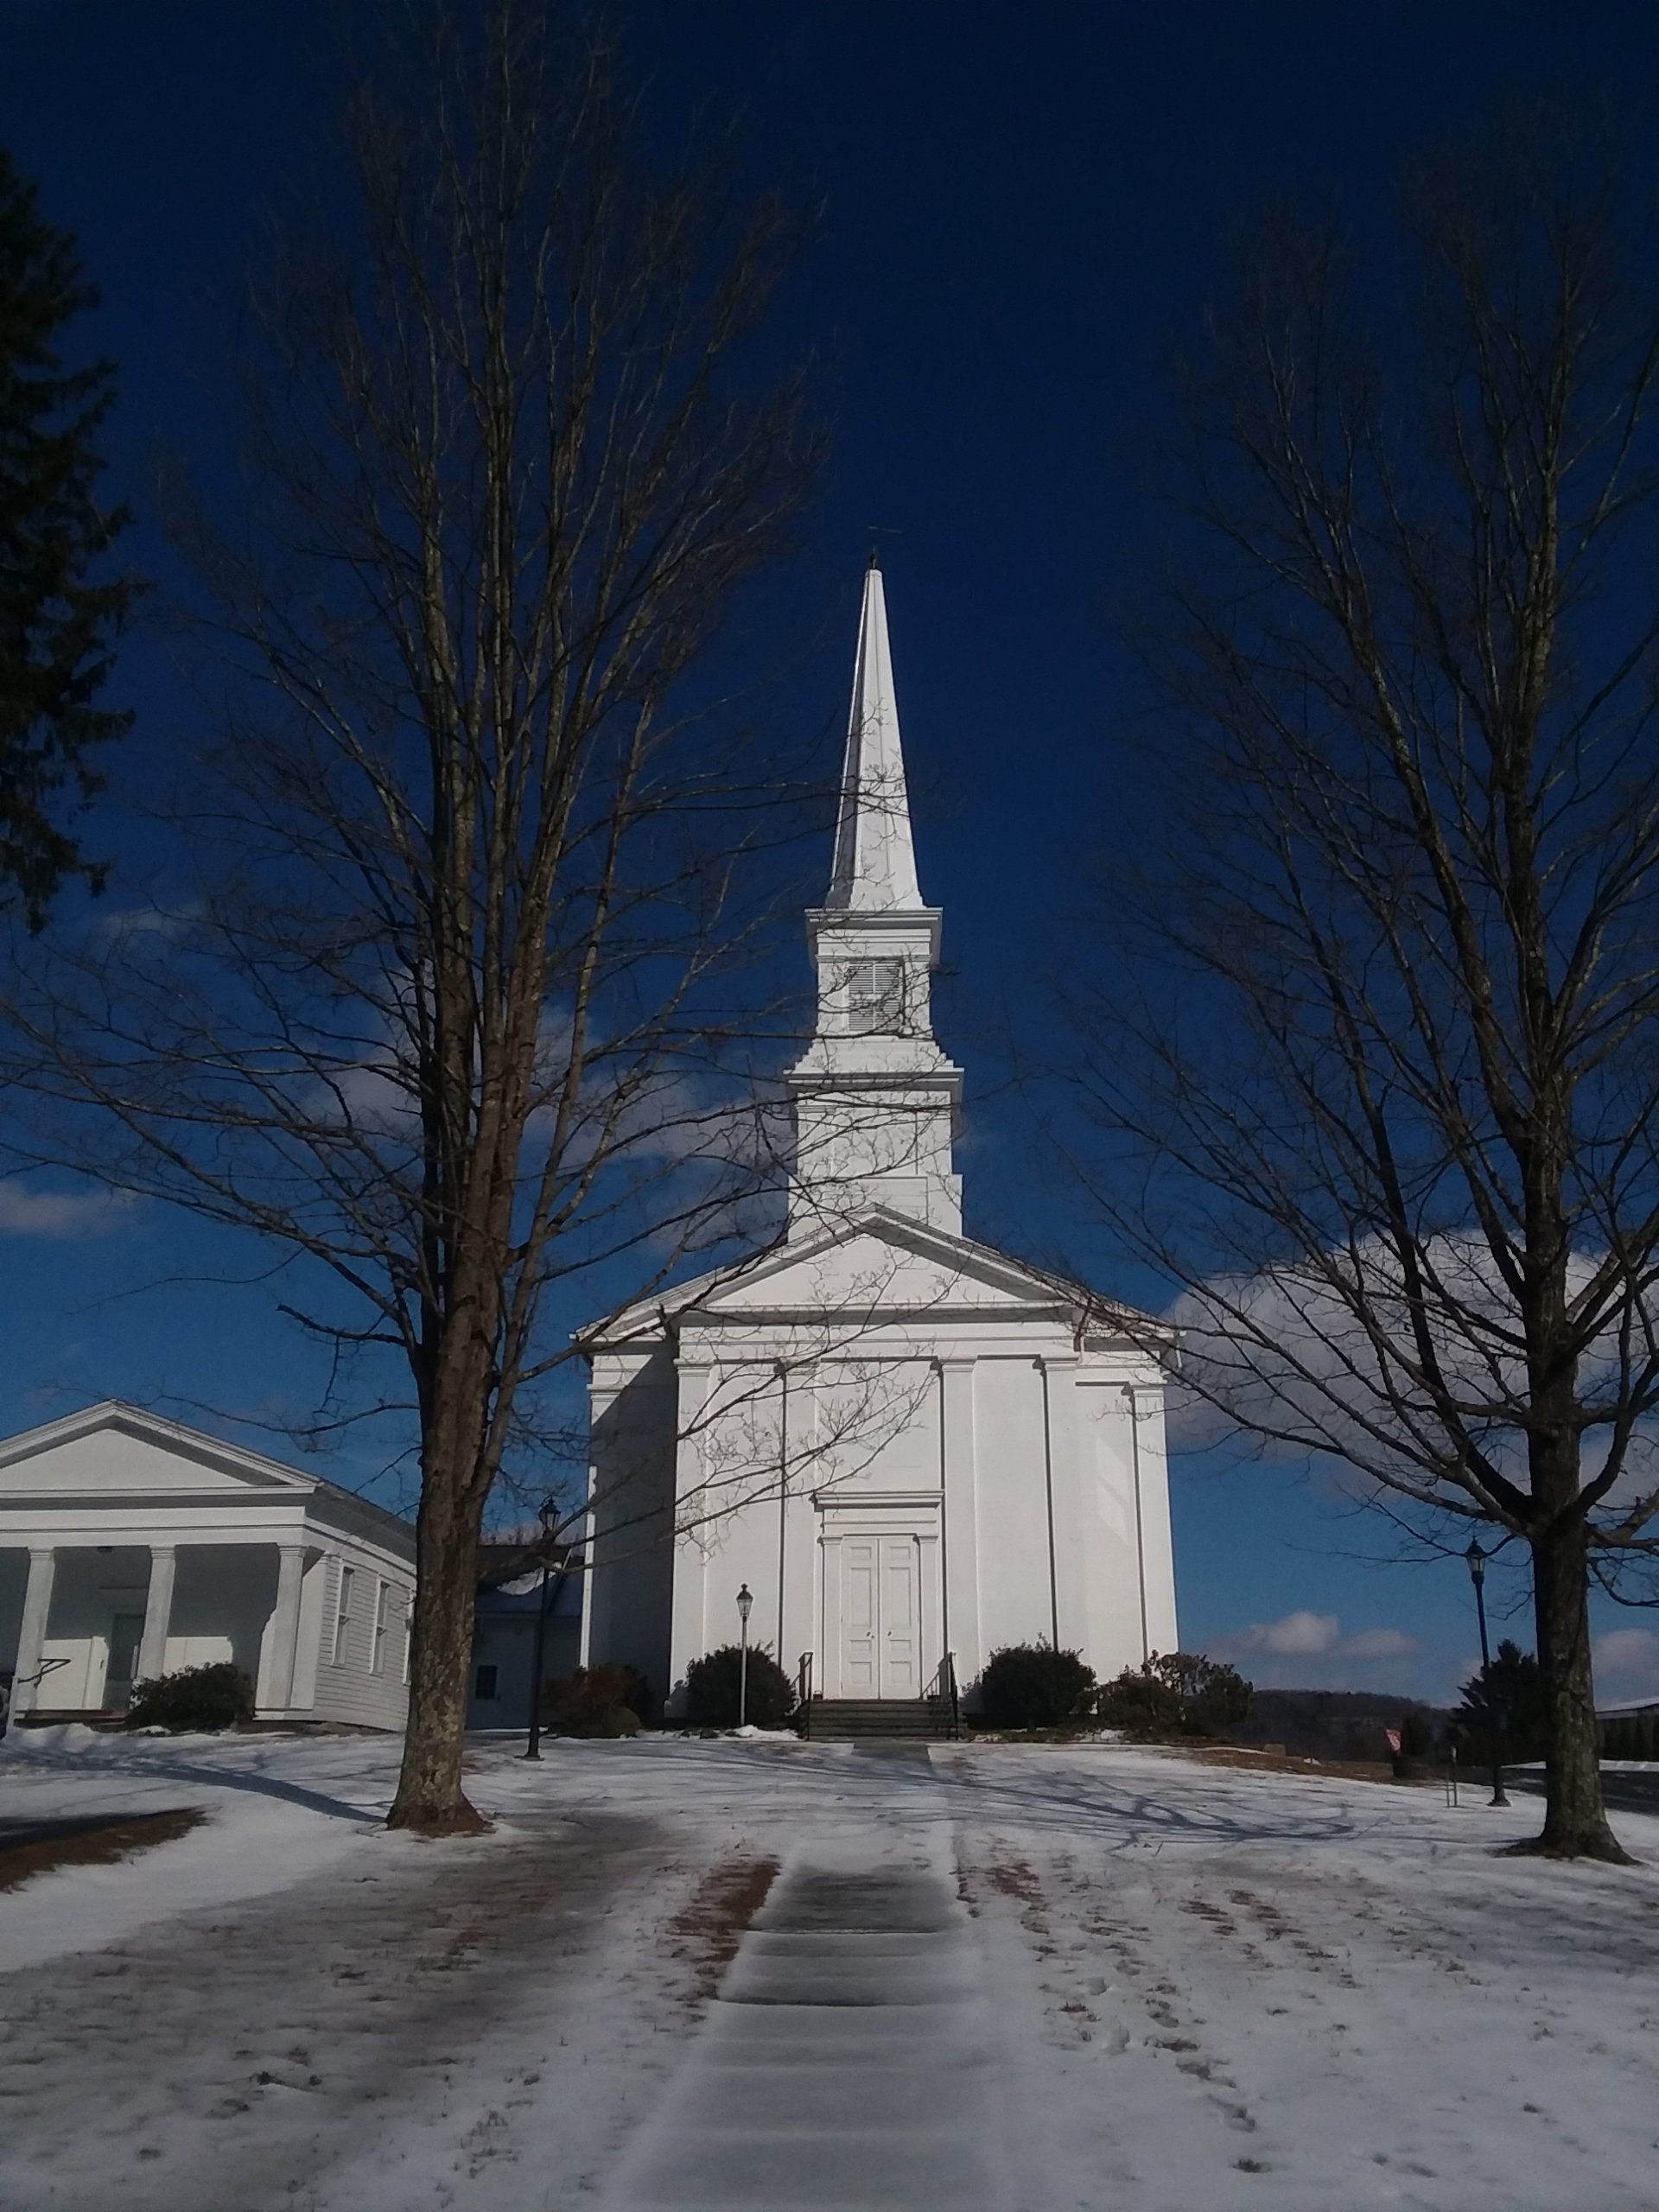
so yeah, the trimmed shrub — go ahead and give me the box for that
[977,1643,1096,1730]
[1095,1665,1185,1738]
[1097,1651,1252,1740]
[126,1662,255,1733]
[545,1663,651,1737]
[683,1643,795,1729]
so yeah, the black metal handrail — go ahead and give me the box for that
[797,1649,814,1714]
[925,1651,960,1739]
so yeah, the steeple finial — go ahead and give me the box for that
[825,563,923,912]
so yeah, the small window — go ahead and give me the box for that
[474,1663,499,1701]
[331,1566,355,1666]
[371,1580,390,1675]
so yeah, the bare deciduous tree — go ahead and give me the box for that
[1061,114,1659,1860]
[9,1,820,1833]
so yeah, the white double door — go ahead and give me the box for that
[838,1534,922,1698]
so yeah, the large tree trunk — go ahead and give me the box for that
[389,1412,491,1835]
[1525,1516,1628,1862]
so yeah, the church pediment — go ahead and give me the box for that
[0,1402,318,1498]
[703,1221,1065,1317]
[590,1209,1154,1342]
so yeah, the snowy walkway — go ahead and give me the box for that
[603,1747,1009,2211]
[4,1726,1659,2209]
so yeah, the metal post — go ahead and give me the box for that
[737,1583,753,1729]
[524,1497,560,1763]
[1465,1537,1510,1808]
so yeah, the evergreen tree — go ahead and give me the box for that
[0,149,132,925]
[1459,1640,1547,1759]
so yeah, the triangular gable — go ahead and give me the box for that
[0,1401,319,1498]
[701,1221,1068,1319]
[586,1208,1157,1344]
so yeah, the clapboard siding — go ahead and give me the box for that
[309,1547,414,1729]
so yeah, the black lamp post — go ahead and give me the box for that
[524,1497,561,1763]
[736,1583,753,1729]
[1463,1535,1510,1808]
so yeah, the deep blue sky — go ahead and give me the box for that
[5,0,1656,1701]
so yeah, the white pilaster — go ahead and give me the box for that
[918,1529,944,1689]
[137,1544,176,1685]
[1127,1382,1179,1656]
[579,1376,620,1670]
[11,1548,57,1717]
[938,1359,981,1684]
[1040,1356,1089,1655]
[820,1532,844,1696]
[667,1363,713,1695]
[259,1542,308,1711]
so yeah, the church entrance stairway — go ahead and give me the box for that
[800,1693,959,1742]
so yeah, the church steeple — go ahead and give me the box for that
[825,561,924,912]
[786,563,963,1237]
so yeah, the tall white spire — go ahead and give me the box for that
[825,561,924,912]
[786,560,963,1237]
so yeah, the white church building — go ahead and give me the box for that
[579,564,1178,1721]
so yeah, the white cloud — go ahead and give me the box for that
[1165,1233,1659,1517]
[1231,1609,1341,1656]
[1596,1628,1659,1699]
[91,901,200,948]
[1340,1627,1420,1661]
[0,1183,137,1239]
[1216,1609,1421,1679]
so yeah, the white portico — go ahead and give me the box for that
[580,564,1179,1716]
[0,1402,416,1729]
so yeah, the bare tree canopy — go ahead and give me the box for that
[5,0,822,1832]
[0,149,135,924]
[1059,108,1659,1859]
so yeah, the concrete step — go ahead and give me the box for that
[803,1698,956,1741]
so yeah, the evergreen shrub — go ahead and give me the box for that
[1456,1638,1545,1762]
[1096,1651,1253,1740]
[682,1643,794,1729]
[125,1662,255,1733]
[976,1643,1096,1730]
[1400,1710,1434,1758]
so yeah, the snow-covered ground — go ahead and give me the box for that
[2,1725,1656,2209]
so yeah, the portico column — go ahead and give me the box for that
[938,1359,981,1685]
[262,1543,307,1712]
[11,1548,57,1717]
[137,1545,176,1685]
